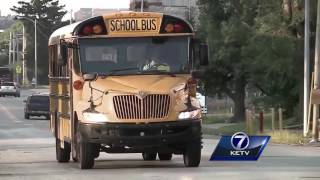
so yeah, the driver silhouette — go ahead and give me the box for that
[143,47,170,72]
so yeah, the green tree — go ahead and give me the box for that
[11,0,68,84]
[0,22,23,67]
[198,0,307,122]
[198,0,259,122]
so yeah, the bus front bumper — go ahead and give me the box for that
[78,120,201,152]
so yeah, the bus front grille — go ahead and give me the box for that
[113,94,170,119]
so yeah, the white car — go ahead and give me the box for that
[196,92,207,114]
[0,82,20,97]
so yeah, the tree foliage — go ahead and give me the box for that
[0,22,23,67]
[198,0,308,121]
[11,0,68,84]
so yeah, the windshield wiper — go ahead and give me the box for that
[99,67,140,77]
[139,70,176,77]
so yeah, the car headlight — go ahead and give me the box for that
[82,112,109,123]
[178,109,201,120]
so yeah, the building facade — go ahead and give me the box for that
[129,0,198,23]
[74,8,129,22]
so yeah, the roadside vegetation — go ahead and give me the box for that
[203,114,309,145]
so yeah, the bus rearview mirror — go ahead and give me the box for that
[199,44,209,66]
[191,70,205,79]
[83,74,97,81]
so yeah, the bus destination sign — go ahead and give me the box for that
[107,17,161,35]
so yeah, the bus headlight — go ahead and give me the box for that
[82,112,109,123]
[178,109,201,120]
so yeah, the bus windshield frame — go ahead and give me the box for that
[77,36,190,76]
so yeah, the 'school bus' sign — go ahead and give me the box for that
[109,18,158,32]
[105,13,162,36]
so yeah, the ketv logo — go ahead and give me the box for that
[210,132,270,161]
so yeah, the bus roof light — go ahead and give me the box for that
[174,23,185,33]
[165,24,174,33]
[82,26,93,35]
[75,16,107,36]
[160,15,193,34]
[93,24,103,34]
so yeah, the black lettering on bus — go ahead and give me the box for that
[131,20,136,30]
[120,20,126,31]
[148,19,153,30]
[115,20,120,31]
[151,19,157,30]
[126,20,131,31]
[136,20,141,30]
[110,20,116,31]
[141,19,146,30]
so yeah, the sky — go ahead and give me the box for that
[0,0,130,16]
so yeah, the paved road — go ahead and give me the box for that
[0,89,320,180]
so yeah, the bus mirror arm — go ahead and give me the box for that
[87,80,109,111]
[88,81,96,110]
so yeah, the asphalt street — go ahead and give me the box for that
[0,89,319,180]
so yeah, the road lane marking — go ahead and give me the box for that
[0,102,21,123]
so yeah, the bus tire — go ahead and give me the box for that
[24,113,29,119]
[56,138,71,163]
[158,153,172,161]
[93,144,100,158]
[183,138,201,167]
[142,153,157,161]
[78,133,95,169]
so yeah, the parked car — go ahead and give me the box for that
[0,82,20,97]
[24,94,50,120]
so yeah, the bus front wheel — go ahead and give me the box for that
[56,138,70,163]
[78,134,95,169]
[183,138,201,167]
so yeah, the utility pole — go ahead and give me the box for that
[9,32,12,65]
[12,33,16,65]
[141,0,144,12]
[34,18,38,88]
[22,25,26,85]
[312,0,320,141]
[16,33,20,84]
[188,0,191,21]
[304,0,310,137]
[70,9,73,25]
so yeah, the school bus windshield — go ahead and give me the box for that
[78,36,189,75]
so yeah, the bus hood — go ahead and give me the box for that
[83,74,190,94]
[76,74,201,123]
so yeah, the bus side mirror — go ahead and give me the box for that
[199,44,209,66]
[191,70,205,79]
[83,73,97,81]
[192,39,209,67]
[58,43,68,66]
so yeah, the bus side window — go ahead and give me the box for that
[49,45,58,77]
[73,49,80,75]
[52,45,70,77]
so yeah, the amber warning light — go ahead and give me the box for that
[77,17,107,36]
[73,80,84,90]
[160,15,192,34]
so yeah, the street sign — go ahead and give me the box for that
[16,65,21,74]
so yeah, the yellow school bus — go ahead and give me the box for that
[48,12,208,169]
